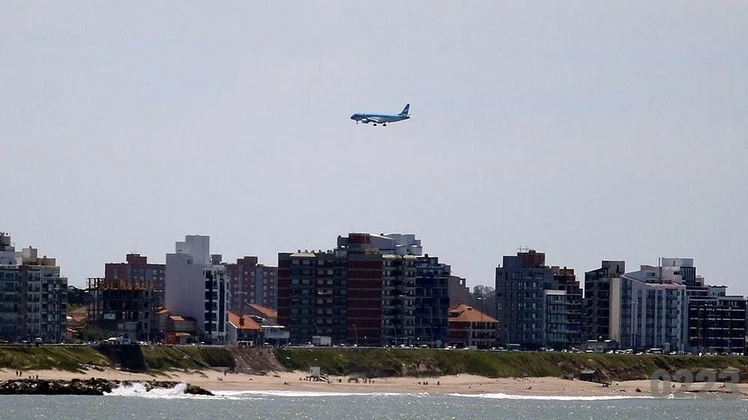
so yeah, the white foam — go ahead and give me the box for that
[214,390,426,398]
[106,382,217,399]
[447,393,655,401]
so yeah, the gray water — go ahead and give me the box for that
[2,390,747,419]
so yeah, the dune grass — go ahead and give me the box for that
[273,348,748,381]
[140,345,235,371]
[4,344,748,381]
[0,345,111,372]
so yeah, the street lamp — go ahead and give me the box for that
[352,324,358,346]
[476,297,484,349]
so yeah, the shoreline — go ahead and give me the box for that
[2,368,745,399]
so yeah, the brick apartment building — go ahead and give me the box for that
[105,253,165,309]
[225,256,278,313]
[278,233,450,347]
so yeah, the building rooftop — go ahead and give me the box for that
[68,306,88,318]
[229,312,262,330]
[289,252,317,258]
[448,304,498,323]
[248,304,277,320]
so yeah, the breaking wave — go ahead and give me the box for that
[214,390,427,398]
[106,386,655,402]
[448,393,655,401]
[106,383,217,399]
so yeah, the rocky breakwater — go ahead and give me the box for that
[0,378,213,396]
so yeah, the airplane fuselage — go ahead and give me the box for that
[350,113,410,124]
[350,104,411,126]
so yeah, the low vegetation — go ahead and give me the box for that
[0,345,111,372]
[273,348,748,382]
[4,345,748,382]
[140,346,235,371]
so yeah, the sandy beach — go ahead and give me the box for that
[3,368,744,398]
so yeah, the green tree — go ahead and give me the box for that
[469,285,496,319]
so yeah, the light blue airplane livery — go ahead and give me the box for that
[350,104,410,126]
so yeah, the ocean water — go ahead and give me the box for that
[1,386,747,419]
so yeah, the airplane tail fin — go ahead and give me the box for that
[399,104,410,116]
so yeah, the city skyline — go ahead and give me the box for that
[3,3,746,295]
[1,228,739,296]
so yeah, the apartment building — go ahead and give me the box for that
[87,277,154,342]
[687,285,746,354]
[225,256,278,313]
[495,250,583,350]
[0,233,67,343]
[448,275,470,307]
[105,253,165,309]
[611,264,687,352]
[551,266,584,348]
[165,235,229,344]
[584,261,626,342]
[678,259,746,354]
[278,233,450,347]
[495,249,550,349]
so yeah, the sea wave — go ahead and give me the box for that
[106,385,655,402]
[105,383,219,400]
[214,390,428,398]
[447,393,655,401]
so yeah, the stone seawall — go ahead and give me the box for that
[0,378,213,396]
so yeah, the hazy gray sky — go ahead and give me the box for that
[2,2,747,294]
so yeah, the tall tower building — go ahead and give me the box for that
[495,249,553,349]
[584,260,625,342]
[0,233,67,343]
[495,249,583,350]
[165,235,228,344]
[548,266,584,349]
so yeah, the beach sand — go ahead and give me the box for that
[1,368,743,398]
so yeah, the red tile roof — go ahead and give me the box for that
[448,304,498,323]
[248,304,277,319]
[229,312,262,330]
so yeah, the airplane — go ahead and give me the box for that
[350,104,410,126]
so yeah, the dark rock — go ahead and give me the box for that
[0,378,212,396]
[185,384,213,396]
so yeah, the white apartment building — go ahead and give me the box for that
[610,264,687,352]
[165,235,229,343]
[0,233,67,343]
